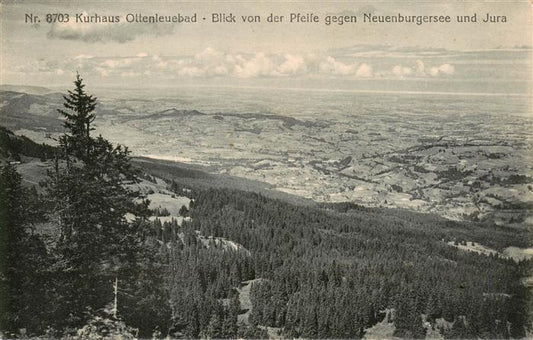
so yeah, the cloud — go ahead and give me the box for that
[392,65,413,77]
[47,13,175,43]
[211,66,229,76]
[319,57,357,75]
[120,71,140,77]
[178,66,204,77]
[318,57,373,77]
[356,63,373,77]
[233,53,276,78]
[195,47,223,61]
[102,59,119,68]
[103,59,126,68]
[429,63,455,76]
[94,67,110,77]
[21,47,457,81]
[415,60,425,74]
[390,61,455,78]
[278,54,307,75]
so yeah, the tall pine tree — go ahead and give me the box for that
[57,73,96,161]
[0,164,48,335]
[46,74,149,332]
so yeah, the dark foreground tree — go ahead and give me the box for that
[0,164,48,335]
[46,74,150,333]
[57,73,96,160]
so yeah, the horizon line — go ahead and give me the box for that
[1,83,531,98]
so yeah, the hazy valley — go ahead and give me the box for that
[3,85,532,225]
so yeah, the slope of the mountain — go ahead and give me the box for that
[0,126,56,163]
[0,90,64,132]
[132,156,316,207]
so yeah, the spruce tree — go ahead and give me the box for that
[0,164,48,334]
[46,74,148,332]
[57,73,96,160]
[0,164,28,333]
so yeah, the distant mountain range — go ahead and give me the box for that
[0,84,56,95]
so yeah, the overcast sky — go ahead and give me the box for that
[1,1,531,93]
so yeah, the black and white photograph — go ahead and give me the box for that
[0,0,532,338]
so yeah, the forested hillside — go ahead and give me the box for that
[0,126,56,162]
[0,76,531,339]
[153,183,530,339]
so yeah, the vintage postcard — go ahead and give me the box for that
[0,0,531,339]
